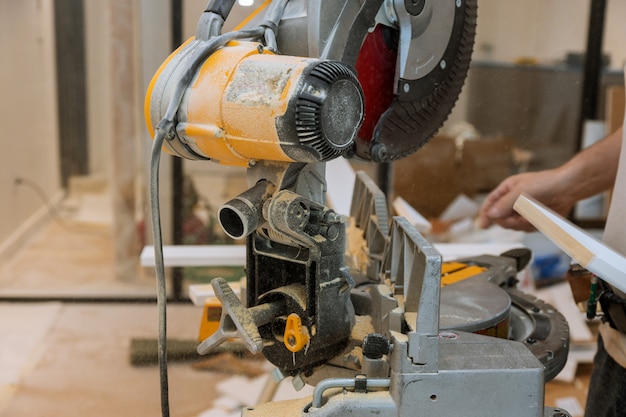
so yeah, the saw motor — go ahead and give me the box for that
[146,41,364,166]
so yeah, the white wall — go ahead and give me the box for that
[603,0,626,71]
[0,0,62,248]
[474,0,626,69]
[139,0,174,244]
[448,0,626,127]
[84,0,114,177]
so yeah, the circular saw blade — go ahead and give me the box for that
[359,0,477,162]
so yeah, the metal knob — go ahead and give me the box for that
[197,278,264,355]
[362,333,392,359]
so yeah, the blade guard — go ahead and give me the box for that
[354,0,477,162]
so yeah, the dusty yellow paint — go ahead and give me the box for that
[198,298,223,342]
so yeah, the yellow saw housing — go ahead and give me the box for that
[145,40,364,167]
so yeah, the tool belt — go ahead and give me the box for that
[599,279,626,333]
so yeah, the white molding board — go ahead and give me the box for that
[514,194,626,294]
[140,244,246,267]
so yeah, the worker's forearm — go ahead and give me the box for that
[556,127,622,201]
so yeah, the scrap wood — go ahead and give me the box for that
[129,338,248,366]
[193,352,267,378]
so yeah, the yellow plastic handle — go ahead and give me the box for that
[284,313,309,353]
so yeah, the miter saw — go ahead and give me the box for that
[144,1,571,416]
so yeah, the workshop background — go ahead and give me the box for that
[0,0,625,416]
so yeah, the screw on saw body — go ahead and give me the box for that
[362,334,392,359]
[405,0,425,15]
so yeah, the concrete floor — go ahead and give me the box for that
[0,181,309,417]
[0,302,220,417]
[0,195,224,417]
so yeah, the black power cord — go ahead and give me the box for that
[150,3,291,414]
[149,129,171,417]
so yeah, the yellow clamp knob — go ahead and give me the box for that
[284,313,309,353]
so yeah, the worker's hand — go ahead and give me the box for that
[478,169,576,231]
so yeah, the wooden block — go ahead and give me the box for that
[129,338,200,366]
[189,282,241,306]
